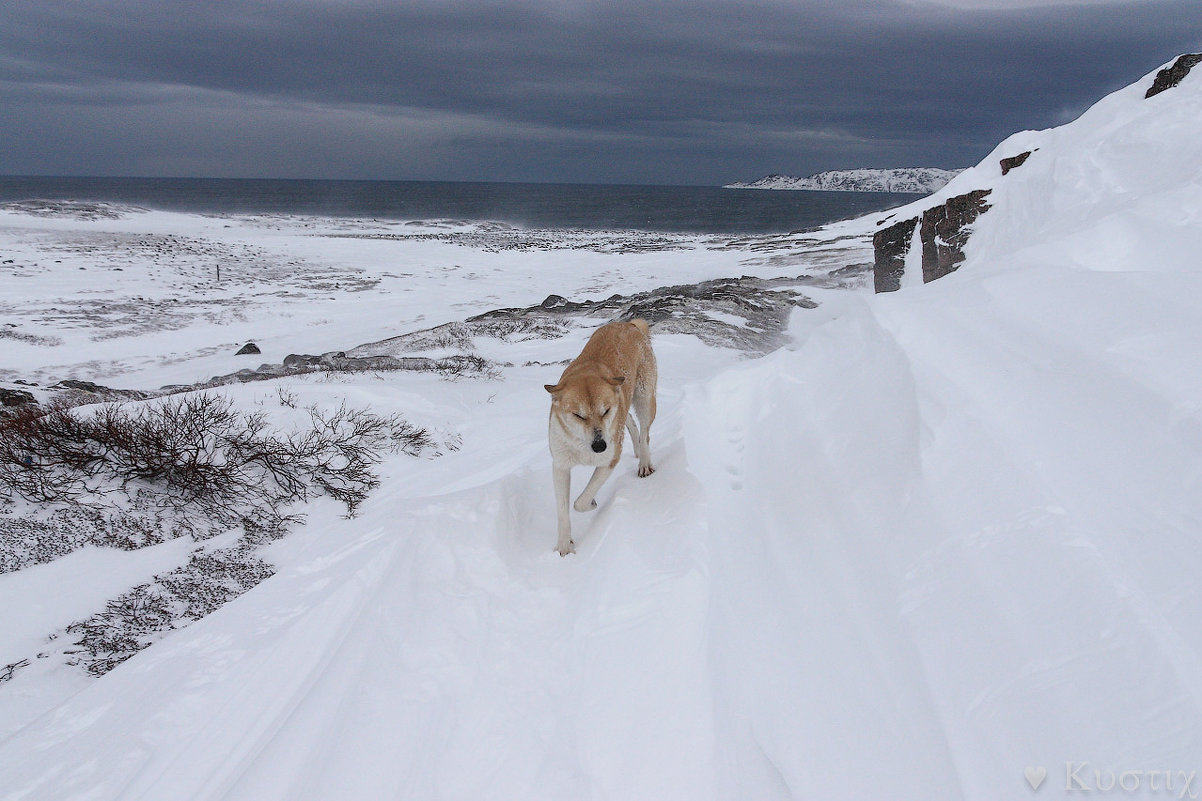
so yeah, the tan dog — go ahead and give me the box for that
[545,319,657,555]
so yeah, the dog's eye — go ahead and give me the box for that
[601,408,611,417]
[572,412,587,420]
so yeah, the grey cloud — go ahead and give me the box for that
[0,0,1199,183]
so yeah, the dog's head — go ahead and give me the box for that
[545,374,625,453]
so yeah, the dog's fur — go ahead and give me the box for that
[545,319,657,555]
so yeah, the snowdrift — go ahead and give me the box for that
[2,56,1202,800]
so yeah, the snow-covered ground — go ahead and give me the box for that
[2,56,1202,800]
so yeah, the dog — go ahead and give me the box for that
[545,319,657,555]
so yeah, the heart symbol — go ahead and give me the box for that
[1025,766,1047,791]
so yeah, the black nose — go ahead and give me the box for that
[591,439,607,453]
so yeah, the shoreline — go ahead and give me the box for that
[0,201,877,392]
[0,176,916,237]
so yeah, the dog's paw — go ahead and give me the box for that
[557,540,576,556]
[573,497,598,513]
[638,464,656,477]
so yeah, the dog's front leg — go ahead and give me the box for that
[553,464,574,556]
[574,465,614,513]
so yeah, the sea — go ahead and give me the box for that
[0,176,921,236]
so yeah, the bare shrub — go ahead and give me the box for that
[291,402,423,514]
[0,501,175,574]
[0,394,427,514]
[0,393,441,570]
[431,354,502,380]
[67,583,175,676]
[66,544,275,676]
[0,327,63,347]
[1,391,451,679]
[0,659,30,684]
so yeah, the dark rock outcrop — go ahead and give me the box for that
[4,275,825,402]
[920,189,992,283]
[872,189,992,291]
[0,200,141,220]
[198,351,495,387]
[1145,53,1202,99]
[235,342,261,355]
[0,380,152,417]
[872,218,918,293]
[1000,151,1032,175]
[0,388,36,408]
[192,275,817,387]
[49,380,151,401]
[354,275,819,358]
[1,388,38,419]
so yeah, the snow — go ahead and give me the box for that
[2,55,1202,799]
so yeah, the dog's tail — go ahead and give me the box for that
[629,318,651,338]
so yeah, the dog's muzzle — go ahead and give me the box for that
[591,438,607,453]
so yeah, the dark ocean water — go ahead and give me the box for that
[0,176,921,235]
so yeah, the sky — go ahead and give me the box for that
[0,0,1199,186]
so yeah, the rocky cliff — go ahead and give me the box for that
[872,52,1202,292]
[871,189,992,291]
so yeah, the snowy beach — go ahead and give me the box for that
[3,55,1202,800]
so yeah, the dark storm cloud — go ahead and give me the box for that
[1,0,1199,183]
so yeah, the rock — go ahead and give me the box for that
[203,351,495,387]
[283,354,322,368]
[350,275,818,356]
[1145,53,1202,99]
[162,275,825,393]
[920,189,992,283]
[872,189,992,291]
[1000,151,1032,175]
[53,379,112,394]
[48,380,151,401]
[1,388,37,408]
[235,342,261,355]
[872,217,918,293]
[0,200,140,220]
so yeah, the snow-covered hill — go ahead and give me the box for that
[868,51,1202,291]
[2,54,1202,801]
[725,166,962,193]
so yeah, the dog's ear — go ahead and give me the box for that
[544,383,561,394]
[603,375,626,387]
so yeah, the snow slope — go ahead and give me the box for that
[3,56,1202,800]
[725,167,962,193]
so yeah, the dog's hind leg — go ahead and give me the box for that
[553,464,574,555]
[574,464,614,513]
[632,386,656,477]
[625,415,642,459]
